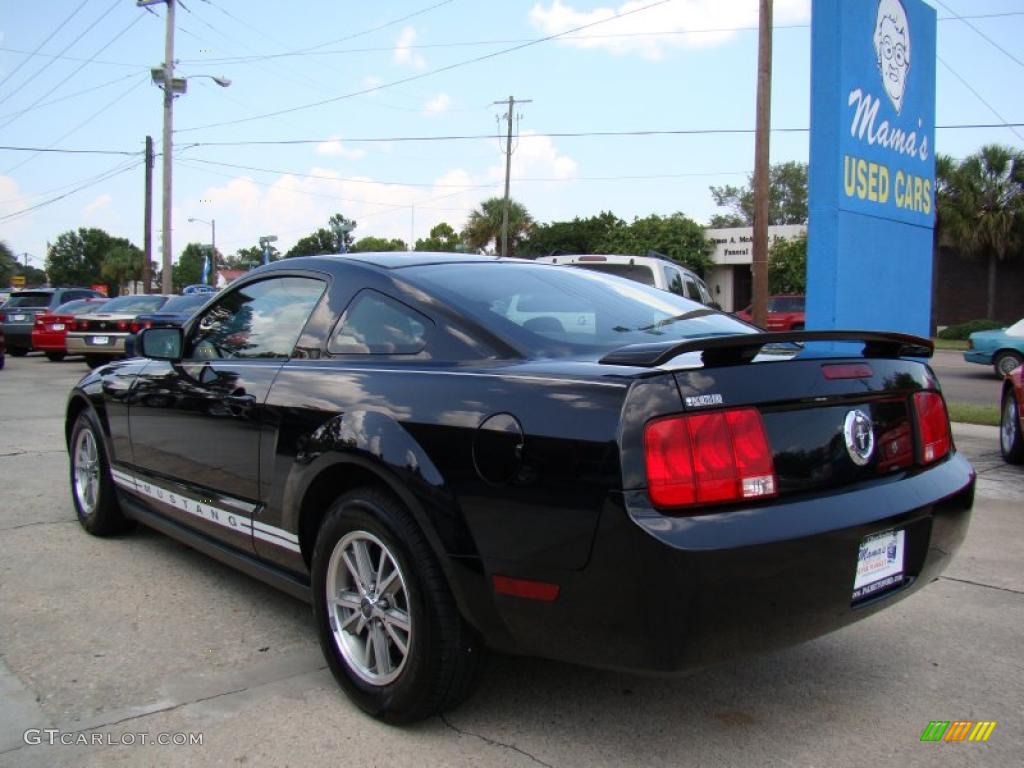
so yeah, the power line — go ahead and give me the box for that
[0,0,122,107]
[0,159,142,223]
[933,0,1024,72]
[0,72,143,123]
[0,146,139,156]
[4,75,149,175]
[0,13,145,131]
[177,122,1024,148]
[180,157,491,188]
[938,57,1024,143]
[284,0,458,55]
[0,0,92,90]
[174,12,1024,66]
[177,0,673,133]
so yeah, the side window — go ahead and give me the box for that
[663,266,685,296]
[329,290,432,355]
[188,277,325,360]
[683,277,704,302]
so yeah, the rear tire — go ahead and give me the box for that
[84,355,106,370]
[1000,388,1024,464]
[311,488,483,724]
[45,351,66,362]
[69,411,134,535]
[994,351,1023,378]
[10,347,28,357]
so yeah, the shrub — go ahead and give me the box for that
[937,319,1004,340]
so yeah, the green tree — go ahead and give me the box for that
[46,228,133,287]
[709,161,809,226]
[350,236,408,253]
[414,222,461,252]
[0,241,16,286]
[286,213,357,257]
[100,245,145,297]
[768,232,807,294]
[225,245,271,270]
[462,197,533,255]
[596,212,713,274]
[520,211,625,256]
[172,243,208,291]
[936,145,1024,319]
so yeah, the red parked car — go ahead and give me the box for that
[31,298,108,361]
[736,294,806,331]
[1000,364,1024,464]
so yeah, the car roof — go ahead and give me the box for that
[286,252,501,270]
[539,253,701,273]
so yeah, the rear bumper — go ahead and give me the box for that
[3,326,33,350]
[488,453,975,673]
[65,333,128,356]
[32,330,66,351]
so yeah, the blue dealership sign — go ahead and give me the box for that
[807,0,936,336]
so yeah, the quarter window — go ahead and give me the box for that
[329,290,431,355]
[663,267,685,297]
[188,277,325,360]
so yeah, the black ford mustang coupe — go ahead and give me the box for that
[66,253,974,723]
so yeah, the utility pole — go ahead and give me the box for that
[160,0,175,295]
[143,135,154,293]
[751,0,773,329]
[493,95,531,258]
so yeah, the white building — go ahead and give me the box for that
[704,225,806,312]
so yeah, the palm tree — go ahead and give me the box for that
[936,145,1024,319]
[462,197,533,256]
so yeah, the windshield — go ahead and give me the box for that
[4,292,52,308]
[1006,318,1024,337]
[405,262,753,357]
[54,299,108,315]
[768,296,805,312]
[99,295,169,313]
[160,294,210,314]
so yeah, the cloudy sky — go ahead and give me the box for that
[1,0,1022,269]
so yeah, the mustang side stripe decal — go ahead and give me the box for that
[110,468,300,552]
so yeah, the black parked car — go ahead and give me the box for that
[66,253,974,723]
[131,291,213,330]
[1,287,105,356]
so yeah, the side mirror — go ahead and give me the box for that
[139,327,183,361]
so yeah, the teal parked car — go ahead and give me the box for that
[964,318,1024,376]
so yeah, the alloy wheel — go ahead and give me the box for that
[73,428,100,517]
[1002,395,1019,455]
[325,530,412,686]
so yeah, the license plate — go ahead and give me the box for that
[90,335,110,345]
[52,323,65,331]
[11,314,26,321]
[852,529,905,602]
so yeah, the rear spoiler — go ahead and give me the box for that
[598,330,933,368]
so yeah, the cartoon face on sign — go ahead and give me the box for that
[873,0,911,113]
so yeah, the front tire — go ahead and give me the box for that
[84,355,106,370]
[994,351,1023,378]
[311,488,482,723]
[45,351,66,362]
[10,347,28,357]
[69,412,133,535]
[1000,388,1024,464]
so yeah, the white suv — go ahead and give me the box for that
[536,253,719,308]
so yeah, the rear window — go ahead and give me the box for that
[572,262,656,286]
[160,294,210,314]
[768,296,805,313]
[405,262,752,358]
[100,295,169,313]
[4,292,52,308]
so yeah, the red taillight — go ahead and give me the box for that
[822,363,874,380]
[116,320,129,331]
[492,575,560,602]
[644,407,777,509]
[76,320,89,330]
[914,391,951,465]
[129,320,152,333]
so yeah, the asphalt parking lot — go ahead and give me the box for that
[0,353,1021,767]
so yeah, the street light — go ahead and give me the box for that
[188,217,216,286]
